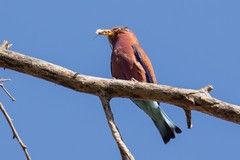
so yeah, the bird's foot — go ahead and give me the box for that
[131,78,138,82]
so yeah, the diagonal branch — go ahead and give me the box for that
[0,46,239,124]
[99,96,134,160]
[0,77,30,160]
[0,80,16,101]
[0,103,31,160]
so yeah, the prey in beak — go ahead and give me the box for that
[96,29,113,36]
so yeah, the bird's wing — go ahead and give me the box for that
[132,44,157,84]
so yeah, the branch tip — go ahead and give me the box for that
[184,109,192,129]
[201,85,213,92]
[1,40,12,49]
[0,78,11,83]
[0,83,16,101]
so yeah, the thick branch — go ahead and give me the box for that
[0,46,239,124]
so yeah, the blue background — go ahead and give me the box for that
[1,0,239,159]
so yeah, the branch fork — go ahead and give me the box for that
[182,85,214,129]
[0,77,31,160]
[0,40,240,160]
[99,92,134,160]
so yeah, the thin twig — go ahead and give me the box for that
[0,103,31,160]
[99,96,134,160]
[0,83,15,101]
[0,78,11,82]
[1,40,12,49]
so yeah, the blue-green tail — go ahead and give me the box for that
[132,100,182,144]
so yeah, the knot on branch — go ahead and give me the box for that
[201,85,213,93]
[186,85,214,105]
[182,85,214,129]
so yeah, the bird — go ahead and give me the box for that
[96,26,181,144]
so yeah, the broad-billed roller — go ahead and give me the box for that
[96,26,181,144]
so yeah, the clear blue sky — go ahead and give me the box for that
[1,0,239,160]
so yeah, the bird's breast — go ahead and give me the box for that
[111,45,147,82]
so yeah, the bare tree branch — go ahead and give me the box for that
[0,103,31,160]
[0,46,239,124]
[99,96,134,160]
[0,41,239,160]
[0,79,16,101]
[0,77,30,159]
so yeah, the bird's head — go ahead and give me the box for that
[96,26,138,46]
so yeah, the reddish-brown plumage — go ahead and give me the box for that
[107,27,157,84]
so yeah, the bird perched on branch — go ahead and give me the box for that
[96,26,181,144]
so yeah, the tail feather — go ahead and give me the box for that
[132,99,181,144]
[153,119,175,144]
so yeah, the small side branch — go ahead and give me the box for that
[182,85,214,128]
[0,79,15,101]
[99,96,135,160]
[0,103,31,160]
[184,109,192,129]
[1,40,12,49]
